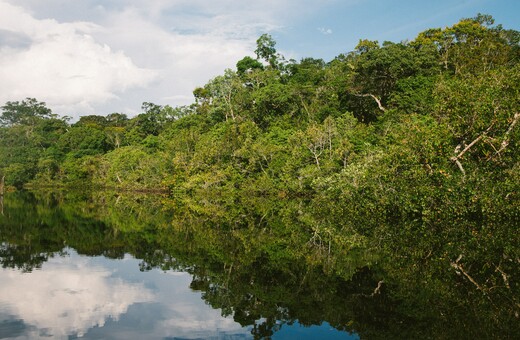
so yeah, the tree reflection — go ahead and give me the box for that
[0,190,518,338]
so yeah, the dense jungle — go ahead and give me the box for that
[0,14,519,338]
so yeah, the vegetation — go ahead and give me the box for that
[1,15,518,197]
[0,14,519,336]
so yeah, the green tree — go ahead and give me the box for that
[255,34,278,68]
[0,98,54,127]
[433,65,520,177]
[57,126,109,157]
[74,115,108,129]
[236,56,264,75]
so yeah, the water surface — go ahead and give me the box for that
[0,190,518,339]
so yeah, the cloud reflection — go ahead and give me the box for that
[0,250,251,339]
[0,253,153,338]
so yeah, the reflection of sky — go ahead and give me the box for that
[0,249,356,339]
[0,249,251,339]
[272,321,359,340]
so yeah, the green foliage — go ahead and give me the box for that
[236,56,264,75]
[94,146,168,190]
[0,15,518,338]
[255,33,278,68]
[390,75,437,114]
[57,126,109,157]
[1,188,517,338]
[0,98,54,127]
[0,17,518,267]
[60,154,102,183]
[74,115,108,129]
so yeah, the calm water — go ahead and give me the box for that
[0,249,355,339]
[0,190,518,339]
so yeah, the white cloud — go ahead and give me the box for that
[0,250,252,339]
[0,1,156,118]
[318,27,333,35]
[0,0,339,119]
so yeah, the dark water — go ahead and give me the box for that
[0,190,518,339]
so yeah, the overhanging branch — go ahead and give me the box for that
[490,112,520,159]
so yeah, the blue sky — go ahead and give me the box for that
[0,0,518,119]
[276,0,520,61]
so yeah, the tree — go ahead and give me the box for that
[106,113,129,127]
[343,40,438,122]
[255,34,278,68]
[0,98,55,127]
[125,103,169,144]
[194,70,243,122]
[57,126,109,157]
[74,115,108,129]
[236,56,264,75]
[412,14,515,75]
[433,65,520,176]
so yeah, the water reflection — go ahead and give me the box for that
[0,251,149,338]
[0,249,255,339]
[0,190,517,339]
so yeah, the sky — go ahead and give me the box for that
[0,0,518,120]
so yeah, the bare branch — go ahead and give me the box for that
[451,255,487,294]
[371,280,384,296]
[450,156,466,177]
[353,93,386,112]
[495,265,511,289]
[491,112,520,159]
[451,122,495,176]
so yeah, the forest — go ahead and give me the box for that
[1,14,518,212]
[1,13,519,210]
[0,14,519,233]
[0,14,519,336]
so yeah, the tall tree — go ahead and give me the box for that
[255,34,278,68]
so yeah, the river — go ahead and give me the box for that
[0,190,517,339]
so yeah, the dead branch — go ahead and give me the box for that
[495,265,511,290]
[451,254,486,294]
[450,122,495,176]
[371,280,384,296]
[356,280,385,298]
[353,93,386,112]
[490,112,520,159]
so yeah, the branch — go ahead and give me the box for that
[490,112,520,159]
[353,93,386,112]
[298,94,312,120]
[450,122,494,176]
[450,156,466,177]
[371,280,384,296]
[451,254,487,294]
[495,265,510,290]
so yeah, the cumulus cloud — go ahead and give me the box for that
[0,1,159,118]
[0,0,338,118]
